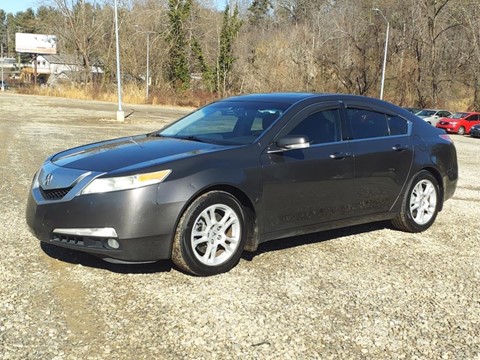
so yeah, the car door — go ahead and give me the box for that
[465,114,480,133]
[344,104,413,216]
[260,102,354,235]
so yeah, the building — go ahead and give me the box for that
[23,54,103,85]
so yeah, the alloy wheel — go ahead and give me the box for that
[190,204,241,266]
[409,179,438,225]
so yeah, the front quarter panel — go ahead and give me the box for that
[156,144,263,214]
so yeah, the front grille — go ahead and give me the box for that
[40,187,72,200]
[51,233,105,249]
[52,233,85,246]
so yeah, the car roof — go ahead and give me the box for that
[220,93,318,105]
[217,93,402,109]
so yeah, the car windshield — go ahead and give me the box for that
[449,112,468,119]
[416,110,437,117]
[158,101,289,145]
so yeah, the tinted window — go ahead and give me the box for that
[347,109,408,138]
[387,115,408,135]
[347,108,389,139]
[468,114,479,121]
[288,109,341,144]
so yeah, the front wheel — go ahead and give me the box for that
[172,191,247,276]
[392,171,441,233]
[457,126,466,135]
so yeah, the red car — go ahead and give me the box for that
[436,112,480,135]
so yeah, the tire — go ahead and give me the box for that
[392,170,441,233]
[171,191,247,276]
[457,126,465,135]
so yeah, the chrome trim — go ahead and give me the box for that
[53,227,118,238]
[31,161,105,205]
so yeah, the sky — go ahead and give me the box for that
[0,0,227,15]
[1,0,38,14]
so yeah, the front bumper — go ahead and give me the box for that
[26,184,185,262]
[436,124,458,133]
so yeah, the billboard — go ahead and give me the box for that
[15,33,57,55]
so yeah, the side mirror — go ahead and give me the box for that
[268,135,310,153]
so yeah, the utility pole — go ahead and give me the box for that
[1,42,4,91]
[372,8,390,100]
[114,0,124,121]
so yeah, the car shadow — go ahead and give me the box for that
[40,242,173,274]
[242,221,391,261]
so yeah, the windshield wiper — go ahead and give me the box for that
[172,135,209,143]
[148,132,164,137]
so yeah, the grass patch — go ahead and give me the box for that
[17,83,220,108]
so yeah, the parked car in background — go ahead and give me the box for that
[470,123,480,138]
[403,107,421,115]
[26,93,458,275]
[416,109,452,126]
[436,112,480,135]
[0,80,9,90]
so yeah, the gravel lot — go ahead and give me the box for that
[0,92,479,359]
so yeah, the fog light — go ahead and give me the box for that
[107,238,120,249]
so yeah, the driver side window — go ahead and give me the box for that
[288,109,341,144]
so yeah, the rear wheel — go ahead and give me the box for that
[457,126,466,135]
[172,191,246,276]
[392,170,441,233]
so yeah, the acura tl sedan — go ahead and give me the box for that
[26,93,458,276]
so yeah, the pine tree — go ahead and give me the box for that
[166,0,192,90]
[217,5,242,94]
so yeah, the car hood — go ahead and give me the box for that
[51,135,227,173]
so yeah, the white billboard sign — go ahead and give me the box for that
[15,33,57,55]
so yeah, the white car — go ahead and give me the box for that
[416,109,452,126]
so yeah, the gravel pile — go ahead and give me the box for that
[0,93,479,359]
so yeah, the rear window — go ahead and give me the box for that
[347,108,408,139]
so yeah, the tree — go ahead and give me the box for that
[248,0,271,26]
[166,0,192,90]
[41,0,107,84]
[217,5,242,94]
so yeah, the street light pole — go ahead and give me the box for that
[114,0,124,121]
[146,32,150,101]
[135,26,153,102]
[373,8,389,100]
[1,43,4,92]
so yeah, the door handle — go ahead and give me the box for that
[330,152,350,159]
[392,144,408,151]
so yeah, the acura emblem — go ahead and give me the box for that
[44,173,54,186]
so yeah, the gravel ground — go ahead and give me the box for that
[0,92,479,359]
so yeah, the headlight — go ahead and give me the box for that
[80,169,171,195]
[32,171,40,188]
